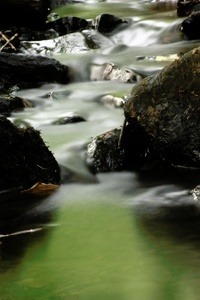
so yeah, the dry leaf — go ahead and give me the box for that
[22,182,60,196]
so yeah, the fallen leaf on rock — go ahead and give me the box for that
[22,182,60,196]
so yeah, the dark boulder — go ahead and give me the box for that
[177,0,200,17]
[46,16,89,36]
[91,14,127,33]
[87,46,200,172]
[0,52,71,90]
[0,116,60,191]
[181,11,200,39]
[87,122,152,173]
[0,94,32,116]
[87,128,124,173]
[124,46,200,169]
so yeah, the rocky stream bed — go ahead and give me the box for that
[1,1,200,299]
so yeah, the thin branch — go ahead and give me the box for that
[0,31,18,51]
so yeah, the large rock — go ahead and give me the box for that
[124,46,200,168]
[0,53,71,90]
[87,46,200,172]
[177,0,200,17]
[181,10,200,39]
[0,116,60,191]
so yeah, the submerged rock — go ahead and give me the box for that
[52,114,86,125]
[0,116,60,191]
[100,94,124,108]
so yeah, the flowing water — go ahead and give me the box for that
[1,1,200,299]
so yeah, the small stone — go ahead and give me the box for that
[90,62,137,83]
[190,185,200,201]
[100,95,124,108]
[52,114,86,125]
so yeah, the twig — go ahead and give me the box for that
[0,31,18,52]
[0,228,43,239]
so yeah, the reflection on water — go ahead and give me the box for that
[2,0,200,299]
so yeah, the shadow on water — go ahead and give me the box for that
[139,204,200,247]
[0,189,59,271]
[132,165,200,254]
[136,163,200,188]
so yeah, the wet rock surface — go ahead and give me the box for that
[46,16,89,36]
[177,0,200,17]
[90,62,139,83]
[0,94,32,115]
[0,116,61,191]
[87,46,200,173]
[87,128,125,173]
[178,0,200,39]
[91,13,128,33]
[0,13,126,53]
[124,46,200,169]
[0,52,71,90]
[181,10,200,39]
[52,114,86,125]
[2,1,200,54]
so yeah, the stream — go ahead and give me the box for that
[1,1,200,299]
